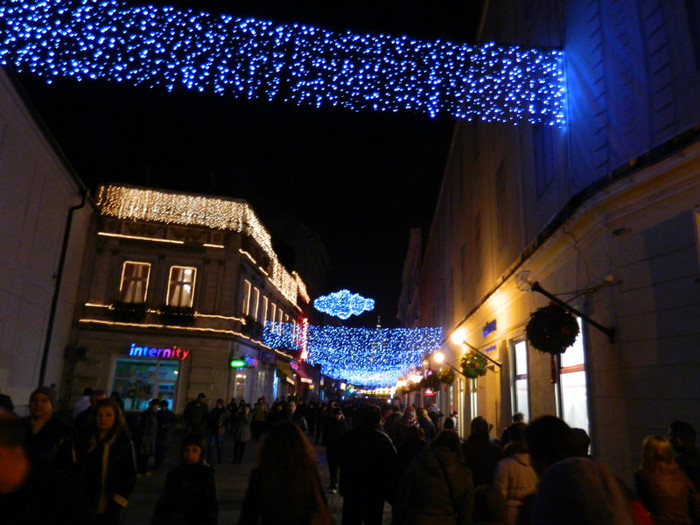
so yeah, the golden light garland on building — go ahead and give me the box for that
[96,184,309,306]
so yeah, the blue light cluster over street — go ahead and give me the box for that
[0,0,566,123]
[313,289,375,320]
[264,322,443,386]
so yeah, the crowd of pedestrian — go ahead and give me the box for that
[1,386,700,525]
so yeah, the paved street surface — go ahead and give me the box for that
[125,429,392,524]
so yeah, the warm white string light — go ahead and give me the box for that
[96,184,309,305]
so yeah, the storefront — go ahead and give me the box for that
[108,343,190,412]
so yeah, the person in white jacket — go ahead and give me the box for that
[493,440,538,525]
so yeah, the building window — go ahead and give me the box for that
[558,318,589,435]
[260,296,269,326]
[119,262,151,303]
[241,280,252,316]
[167,266,196,307]
[511,339,530,421]
[252,287,260,322]
[269,303,277,330]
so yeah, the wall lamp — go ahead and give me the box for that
[441,329,503,369]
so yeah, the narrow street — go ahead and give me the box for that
[124,428,392,524]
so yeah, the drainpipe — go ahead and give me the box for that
[38,188,89,387]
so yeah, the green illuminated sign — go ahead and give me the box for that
[229,359,247,369]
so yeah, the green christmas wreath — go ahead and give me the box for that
[526,304,580,355]
[437,366,456,385]
[420,373,442,390]
[461,352,488,379]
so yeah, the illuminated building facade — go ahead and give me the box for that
[405,0,700,485]
[69,183,316,412]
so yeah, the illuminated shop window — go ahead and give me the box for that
[119,261,151,303]
[111,358,179,412]
[512,339,530,421]
[558,318,589,435]
[167,266,197,307]
[235,372,247,400]
[241,280,252,315]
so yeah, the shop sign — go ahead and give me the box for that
[482,320,497,338]
[128,343,190,360]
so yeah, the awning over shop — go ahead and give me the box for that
[276,361,295,385]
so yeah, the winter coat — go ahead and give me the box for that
[184,400,209,436]
[635,465,700,525]
[156,408,177,446]
[462,436,503,486]
[392,445,474,525]
[418,417,437,443]
[493,453,538,525]
[135,408,158,454]
[151,462,218,525]
[233,411,253,442]
[339,426,397,500]
[207,407,228,436]
[79,431,137,519]
[21,415,77,475]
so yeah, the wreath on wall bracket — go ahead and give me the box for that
[437,366,456,386]
[461,352,488,379]
[526,304,580,355]
[420,373,442,391]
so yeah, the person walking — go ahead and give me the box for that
[78,398,137,525]
[323,407,348,494]
[233,403,252,464]
[184,393,209,438]
[493,440,538,525]
[207,398,227,465]
[417,408,437,444]
[134,398,159,476]
[154,399,176,471]
[338,404,397,525]
[462,416,503,487]
[635,434,700,524]
[151,435,218,525]
[392,429,475,525]
[239,420,333,524]
[251,397,269,441]
[21,386,78,476]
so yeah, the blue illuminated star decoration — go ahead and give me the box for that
[0,0,566,124]
[263,321,443,387]
[313,289,375,320]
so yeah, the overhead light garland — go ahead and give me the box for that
[313,289,375,320]
[0,0,566,124]
[96,184,309,305]
[264,322,443,386]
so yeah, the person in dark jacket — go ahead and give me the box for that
[154,399,176,471]
[240,421,332,524]
[21,386,78,476]
[79,398,137,525]
[151,435,218,525]
[392,429,475,525]
[339,404,397,524]
[323,406,348,493]
[417,409,437,444]
[232,403,253,464]
[462,416,503,487]
[207,398,227,464]
[134,398,159,475]
[0,411,90,525]
[184,393,209,438]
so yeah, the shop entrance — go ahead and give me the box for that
[111,358,179,411]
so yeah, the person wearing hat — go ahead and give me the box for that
[323,406,348,494]
[20,386,78,476]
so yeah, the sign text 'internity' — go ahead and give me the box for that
[129,343,190,360]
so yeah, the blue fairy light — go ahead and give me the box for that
[263,321,443,387]
[0,0,566,124]
[313,289,375,320]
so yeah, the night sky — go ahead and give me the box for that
[15,0,482,327]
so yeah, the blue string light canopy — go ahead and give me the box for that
[313,289,375,320]
[0,0,566,124]
[264,322,443,386]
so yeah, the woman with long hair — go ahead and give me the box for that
[78,398,137,525]
[239,420,333,524]
[635,434,700,524]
